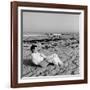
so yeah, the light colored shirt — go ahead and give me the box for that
[31,52,46,65]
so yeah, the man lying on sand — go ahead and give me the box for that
[30,44,63,67]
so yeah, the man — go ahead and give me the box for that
[30,44,63,67]
[30,44,48,67]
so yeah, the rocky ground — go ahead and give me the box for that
[22,33,79,77]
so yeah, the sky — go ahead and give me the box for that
[22,11,80,34]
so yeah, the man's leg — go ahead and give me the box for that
[39,60,49,68]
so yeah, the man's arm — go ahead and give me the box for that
[40,53,47,58]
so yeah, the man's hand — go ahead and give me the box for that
[40,53,47,58]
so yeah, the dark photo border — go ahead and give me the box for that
[11,1,88,88]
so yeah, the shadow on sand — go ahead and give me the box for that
[23,59,42,67]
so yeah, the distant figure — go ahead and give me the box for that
[30,44,63,67]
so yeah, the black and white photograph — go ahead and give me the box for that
[21,9,80,78]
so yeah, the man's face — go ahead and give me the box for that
[37,43,42,50]
[34,47,38,53]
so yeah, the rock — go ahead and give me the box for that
[47,65,55,71]
[48,69,57,75]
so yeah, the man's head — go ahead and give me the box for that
[30,44,37,53]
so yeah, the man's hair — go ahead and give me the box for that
[30,44,37,53]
